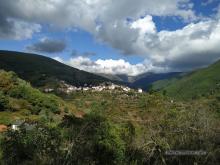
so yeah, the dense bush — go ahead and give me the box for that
[1,103,219,165]
[62,113,126,165]
[0,70,60,114]
[1,125,62,165]
[8,83,60,114]
[0,91,10,111]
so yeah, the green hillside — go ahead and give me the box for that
[0,70,219,164]
[0,70,75,125]
[0,50,109,88]
[152,60,220,100]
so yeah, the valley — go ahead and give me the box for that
[1,1,220,164]
[0,51,219,164]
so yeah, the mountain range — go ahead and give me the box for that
[0,50,219,165]
[0,50,110,88]
[151,59,220,100]
[0,50,220,97]
[98,72,182,90]
[0,50,182,91]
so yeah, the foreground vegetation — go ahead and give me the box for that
[0,70,219,164]
[0,70,76,125]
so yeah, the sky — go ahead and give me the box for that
[0,0,220,76]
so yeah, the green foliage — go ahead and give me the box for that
[0,63,220,165]
[62,113,126,165]
[9,82,60,114]
[152,60,220,100]
[0,70,60,115]
[1,125,62,165]
[0,90,219,164]
[0,91,9,111]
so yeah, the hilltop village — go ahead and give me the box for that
[44,81,143,94]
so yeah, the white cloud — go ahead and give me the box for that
[53,56,165,76]
[131,15,156,34]
[0,18,41,40]
[53,56,64,63]
[1,0,220,72]
[140,19,220,70]
[0,0,196,38]
[95,15,220,71]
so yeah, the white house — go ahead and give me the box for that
[123,87,131,92]
[83,87,90,91]
[66,86,78,93]
[12,125,19,131]
[138,88,143,93]
[96,86,104,91]
[44,88,54,93]
[108,84,116,90]
[11,120,24,131]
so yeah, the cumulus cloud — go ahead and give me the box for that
[1,0,220,72]
[95,15,220,71]
[0,1,41,40]
[0,0,195,38]
[131,15,156,34]
[139,19,220,71]
[0,18,41,40]
[26,38,66,53]
[53,56,164,76]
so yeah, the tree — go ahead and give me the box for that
[1,124,63,165]
[62,113,126,165]
[0,91,9,111]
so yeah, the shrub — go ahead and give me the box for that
[0,91,10,111]
[62,113,126,165]
[9,83,60,114]
[1,124,62,165]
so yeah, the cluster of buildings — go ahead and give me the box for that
[44,81,143,94]
[0,120,36,132]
